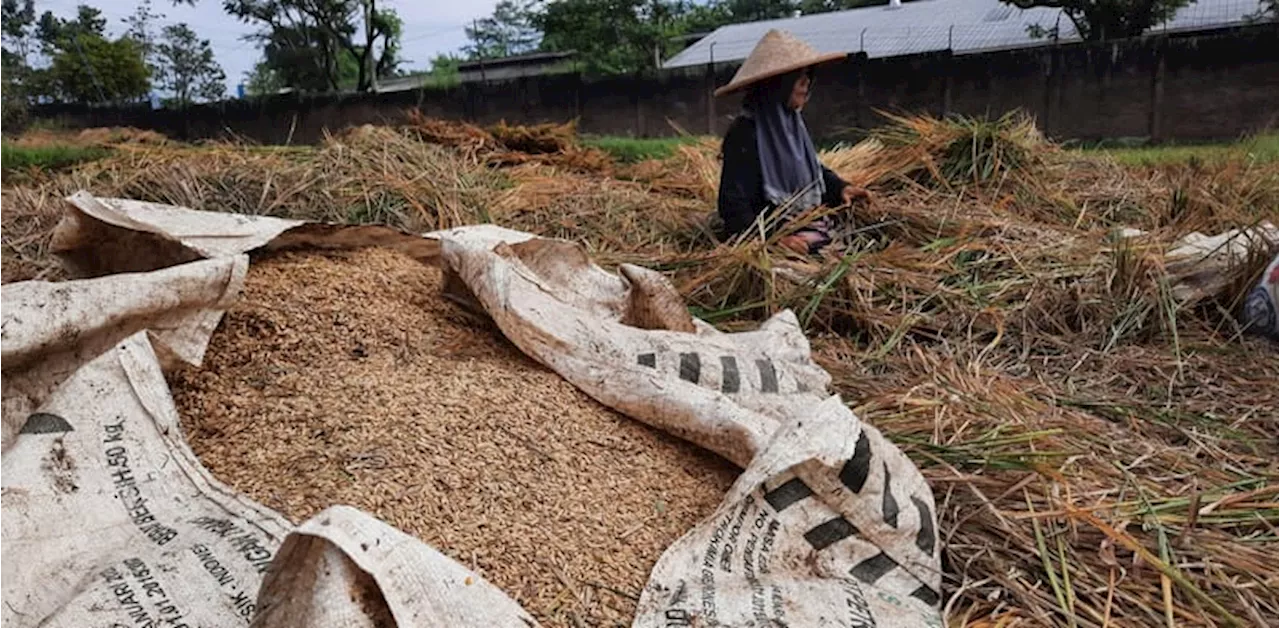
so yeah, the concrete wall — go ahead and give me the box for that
[30,25,1277,145]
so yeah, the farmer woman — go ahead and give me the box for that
[715,29,866,255]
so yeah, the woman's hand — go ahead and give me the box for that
[841,185,870,206]
[778,234,810,255]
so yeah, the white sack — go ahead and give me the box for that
[4,196,536,628]
[1119,222,1279,304]
[2,331,294,627]
[7,192,944,627]
[440,228,944,626]
[1240,254,1279,341]
[0,255,247,451]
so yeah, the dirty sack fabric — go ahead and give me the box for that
[441,227,945,626]
[6,192,945,627]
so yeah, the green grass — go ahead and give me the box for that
[581,135,703,163]
[2,143,110,172]
[1086,134,1278,166]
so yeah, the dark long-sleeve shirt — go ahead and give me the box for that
[716,115,849,238]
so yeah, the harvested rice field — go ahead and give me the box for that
[169,247,739,626]
[5,113,1277,626]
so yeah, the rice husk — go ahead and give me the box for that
[170,247,738,626]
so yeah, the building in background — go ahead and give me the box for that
[663,0,1268,68]
[369,51,579,94]
[456,51,578,82]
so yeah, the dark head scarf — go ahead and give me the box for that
[742,69,825,211]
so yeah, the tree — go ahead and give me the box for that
[31,5,151,104]
[243,59,284,95]
[3,0,37,61]
[1247,0,1276,20]
[463,0,540,59]
[123,0,164,72]
[674,1,733,33]
[798,0,904,14]
[721,0,796,21]
[425,53,461,87]
[536,0,688,74]
[1002,0,1193,40]
[225,0,402,93]
[2,0,36,125]
[155,22,225,106]
[43,34,150,103]
[36,5,108,48]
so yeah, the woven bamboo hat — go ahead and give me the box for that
[714,29,846,97]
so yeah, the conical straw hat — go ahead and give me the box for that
[714,29,846,97]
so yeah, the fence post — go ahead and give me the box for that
[853,52,867,129]
[574,73,582,121]
[633,73,644,137]
[941,50,954,116]
[705,62,716,135]
[519,76,531,122]
[1148,37,1167,142]
[1041,42,1059,136]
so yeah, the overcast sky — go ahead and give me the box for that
[36,0,503,93]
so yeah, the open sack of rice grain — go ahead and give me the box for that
[1,191,943,627]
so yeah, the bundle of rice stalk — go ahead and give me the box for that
[489,144,616,175]
[74,126,171,147]
[491,163,712,256]
[820,137,888,189]
[403,108,500,158]
[53,125,500,233]
[11,126,170,148]
[1147,158,1280,235]
[488,119,578,154]
[623,139,720,203]
[870,110,1048,189]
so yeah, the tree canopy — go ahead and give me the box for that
[14,5,151,104]
[462,0,922,76]
[463,0,540,59]
[156,22,225,106]
[225,0,402,93]
[1003,0,1194,40]
[534,0,690,75]
[2,0,37,61]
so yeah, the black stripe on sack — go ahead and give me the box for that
[679,353,701,383]
[19,413,73,434]
[881,463,900,528]
[839,432,872,493]
[912,496,937,555]
[803,517,856,551]
[637,353,656,368]
[762,477,813,512]
[849,551,899,584]
[719,356,740,393]
[756,359,778,393]
[911,584,941,607]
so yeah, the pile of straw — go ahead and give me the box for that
[488,119,577,154]
[10,126,171,149]
[403,109,500,157]
[403,110,614,173]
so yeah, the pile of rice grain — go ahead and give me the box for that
[169,247,738,626]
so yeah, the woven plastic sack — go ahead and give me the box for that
[3,192,944,627]
[1240,254,1280,341]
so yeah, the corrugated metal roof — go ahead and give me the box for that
[663,0,1265,68]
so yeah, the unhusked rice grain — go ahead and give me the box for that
[169,247,739,626]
